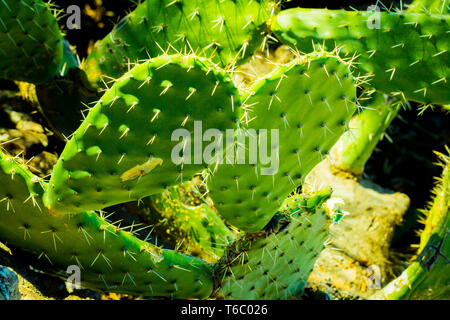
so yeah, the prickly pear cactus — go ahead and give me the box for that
[213,189,332,299]
[330,92,402,175]
[0,150,214,299]
[83,0,278,87]
[0,0,64,83]
[272,9,450,105]
[408,0,449,14]
[0,0,448,301]
[46,54,240,213]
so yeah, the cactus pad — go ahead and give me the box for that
[330,92,401,175]
[84,0,276,87]
[272,9,450,105]
[0,0,63,83]
[0,150,213,299]
[213,190,332,299]
[46,55,240,214]
[207,52,357,232]
[371,150,449,300]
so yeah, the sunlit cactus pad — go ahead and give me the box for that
[84,0,277,86]
[46,55,240,213]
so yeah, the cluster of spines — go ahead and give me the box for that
[408,0,449,14]
[0,0,64,83]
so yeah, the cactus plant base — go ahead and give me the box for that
[304,159,410,299]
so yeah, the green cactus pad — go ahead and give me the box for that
[0,150,213,299]
[207,52,357,232]
[371,150,449,300]
[213,189,332,299]
[330,92,401,175]
[272,9,450,105]
[408,0,449,14]
[84,0,276,87]
[0,0,63,83]
[46,54,240,214]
